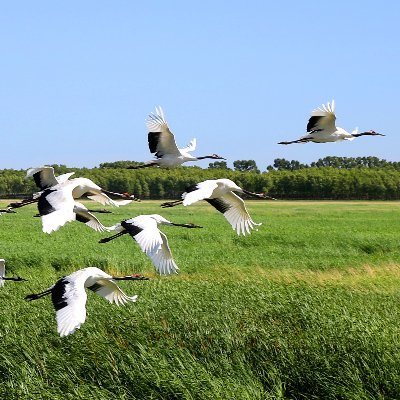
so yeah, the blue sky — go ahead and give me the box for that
[1,1,399,170]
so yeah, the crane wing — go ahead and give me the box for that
[26,167,59,190]
[146,107,181,157]
[121,216,177,275]
[86,193,131,207]
[122,216,163,256]
[0,259,5,288]
[207,192,261,236]
[148,231,179,275]
[39,187,76,234]
[87,279,138,305]
[73,203,111,232]
[182,180,219,206]
[52,277,87,337]
[179,138,197,153]
[56,172,75,184]
[307,100,336,133]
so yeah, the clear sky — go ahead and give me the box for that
[1,1,399,170]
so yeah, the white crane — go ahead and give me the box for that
[9,166,136,209]
[37,182,123,233]
[278,100,384,144]
[128,107,225,169]
[0,259,26,287]
[8,166,76,208]
[161,179,273,236]
[99,214,202,275]
[25,267,148,337]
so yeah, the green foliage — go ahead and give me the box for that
[0,201,400,398]
[208,161,229,169]
[271,158,308,171]
[267,156,400,170]
[233,159,260,173]
[99,160,144,169]
[1,159,400,200]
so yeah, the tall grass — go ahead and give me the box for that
[0,200,399,399]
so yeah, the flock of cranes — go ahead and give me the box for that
[1,101,383,336]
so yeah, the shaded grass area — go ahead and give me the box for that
[0,200,400,399]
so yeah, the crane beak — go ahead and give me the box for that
[369,130,385,136]
[212,154,226,160]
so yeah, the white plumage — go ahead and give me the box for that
[128,107,224,169]
[161,179,267,236]
[99,214,202,275]
[9,166,135,209]
[38,181,117,233]
[278,100,384,144]
[26,166,75,190]
[25,267,146,337]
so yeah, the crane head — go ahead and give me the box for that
[367,130,385,136]
[210,154,226,160]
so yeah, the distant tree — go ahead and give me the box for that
[289,160,308,170]
[1,158,400,200]
[233,160,260,173]
[272,158,291,170]
[208,161,229,169]
[156,182,165,199]
[132,181,143,197]
[141,180,150,198]
[48,164,69,174]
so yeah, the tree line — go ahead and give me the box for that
[0,156,399,200]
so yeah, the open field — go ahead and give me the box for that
[0,200,400,399]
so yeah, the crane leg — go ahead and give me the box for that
[25,288,52,301]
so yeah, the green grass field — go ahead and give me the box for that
[0,200,400,399]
